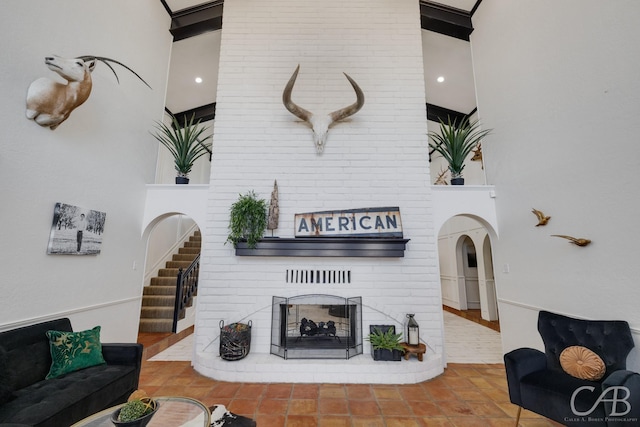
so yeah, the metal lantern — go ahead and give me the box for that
[406,314,420,346]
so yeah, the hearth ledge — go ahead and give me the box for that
[193,351,443,384]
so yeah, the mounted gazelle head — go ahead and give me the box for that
[282,65,365,154]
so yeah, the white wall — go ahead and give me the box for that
[472,0,640,368]
[194,0,444,382]
[0,1,172,342]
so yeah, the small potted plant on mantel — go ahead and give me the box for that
[367,325,405,361]
[151,113,212,184]
[428,116,492,185]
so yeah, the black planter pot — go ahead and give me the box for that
[369,324,403,361]
[450,177,464,185]
[175,176,189,184]
[372,348,403,361]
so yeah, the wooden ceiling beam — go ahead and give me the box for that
[420,1,474,41]
[166,1,223,41]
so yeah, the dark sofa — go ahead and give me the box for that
[0,318,143,427]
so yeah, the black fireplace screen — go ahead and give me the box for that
[271,294,363,359]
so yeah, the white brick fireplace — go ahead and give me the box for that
[192,0,445,383]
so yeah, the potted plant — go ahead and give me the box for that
[226,190,268,249]
[111,396,158,427]
[151,113,212,184]
[367,325,404,361]
[428,116,491,185]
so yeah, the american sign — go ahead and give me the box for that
[294,207,403,238]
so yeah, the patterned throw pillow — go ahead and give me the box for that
[559,345,606,381]
[45,326,106,379]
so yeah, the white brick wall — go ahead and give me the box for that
[194,0,444,383]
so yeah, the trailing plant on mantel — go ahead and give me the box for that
[226,191,268,249]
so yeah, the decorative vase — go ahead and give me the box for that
[175,176,189,184]
[451,177,464,185]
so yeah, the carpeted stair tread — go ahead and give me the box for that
[166,260,193,269]
[158,268,180,277]
[141,307,174,318]
[172,253,198,262]
[144,285,176,295]
[142,295,174,306]
[179,247,200,255]
[150,277,178,286]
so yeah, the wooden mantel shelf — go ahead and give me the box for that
[235,237,410,257]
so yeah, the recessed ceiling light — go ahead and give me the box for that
[195,77,203,84]
[437,76,445,83]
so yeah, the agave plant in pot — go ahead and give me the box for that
[152,113,212,184]
[367,325,405,361]
[428,116,491,185]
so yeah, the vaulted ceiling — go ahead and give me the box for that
[160,0,481,124]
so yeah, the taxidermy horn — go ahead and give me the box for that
[283,64,365,154]
[551,235,591,247]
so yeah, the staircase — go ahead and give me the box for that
[138,231,201,333]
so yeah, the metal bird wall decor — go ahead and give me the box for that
[551,235,592,247]
[531,208,551,226]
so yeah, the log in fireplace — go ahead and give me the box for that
[271,294,363,359]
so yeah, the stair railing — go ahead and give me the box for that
[172,253,200,333]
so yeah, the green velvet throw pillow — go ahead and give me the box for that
[45,326,106,379]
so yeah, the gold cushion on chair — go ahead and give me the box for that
[560,346,606,381]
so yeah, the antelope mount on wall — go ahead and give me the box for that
[283,65,365,154]
[26,55,150,130]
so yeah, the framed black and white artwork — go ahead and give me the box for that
[47,202,107,255]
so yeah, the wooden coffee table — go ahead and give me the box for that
[71,396,211,427]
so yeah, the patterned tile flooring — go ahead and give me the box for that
[139,312,563,426]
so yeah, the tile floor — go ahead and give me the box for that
[139,311,562,426]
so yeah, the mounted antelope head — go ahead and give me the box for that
[26,55,150,130]
[26,56,96,130]
[283,65,365,154]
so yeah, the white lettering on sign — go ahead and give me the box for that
[294,207,403,238]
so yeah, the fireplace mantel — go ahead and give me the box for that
[235,237,410,257]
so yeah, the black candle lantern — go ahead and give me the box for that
[406,313,419,345]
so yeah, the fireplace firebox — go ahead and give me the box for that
[271,294,363,359]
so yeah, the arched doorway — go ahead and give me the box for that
[438,215,499,322]
[140,213,202,334]
[459,236,480,310]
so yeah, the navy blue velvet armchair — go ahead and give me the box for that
[504,310,640,426]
